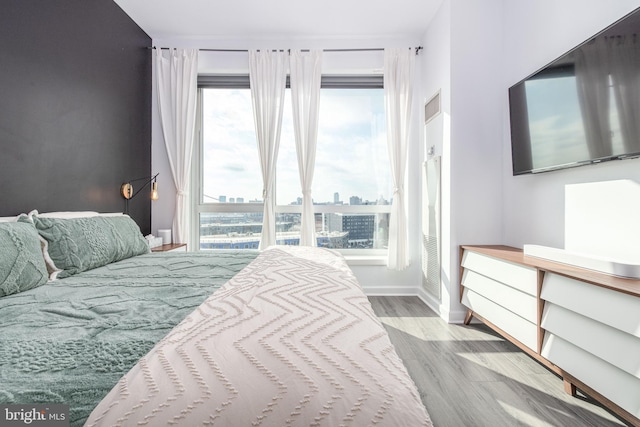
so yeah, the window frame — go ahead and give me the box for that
[192,74,390,256]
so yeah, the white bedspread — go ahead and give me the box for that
[85,246,432,426]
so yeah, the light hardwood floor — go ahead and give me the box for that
[368,296,630,427]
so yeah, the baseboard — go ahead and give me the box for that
[416,287,468,324]
[416,287,441,315]
[447,308,471,324]
[362,286,418,296]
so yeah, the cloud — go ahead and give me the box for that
[202,88,391,205]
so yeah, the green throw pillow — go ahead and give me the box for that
[0,222,49,297]
[32,215,150,279]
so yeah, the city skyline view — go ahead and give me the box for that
[199,211,390,251]
[207,191,390,206]
[202,87,392,206]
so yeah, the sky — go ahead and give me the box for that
[202,88,392,205]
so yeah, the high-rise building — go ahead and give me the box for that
[349,196,362,205]
[325,213,376,248]
[236,197,244,203]
[219,195,226,203]
[334,192,340,204]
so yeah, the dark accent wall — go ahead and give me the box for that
[0,0,152,234]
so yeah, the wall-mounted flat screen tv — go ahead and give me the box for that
[509,7,640,175]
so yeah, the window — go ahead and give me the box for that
[201,88,262,204]
[194,75,391,254]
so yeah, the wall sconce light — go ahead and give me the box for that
[121,173,159,213]
[150,181,159,201]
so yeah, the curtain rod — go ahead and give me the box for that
[150,46,423,55]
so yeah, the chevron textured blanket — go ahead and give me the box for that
[85,246,432,426]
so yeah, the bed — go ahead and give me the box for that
[0,213,432,426]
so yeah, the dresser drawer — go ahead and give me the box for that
[462,269,537,323]
[462,250,537,296]
[542,302,640,379]
[541,273,640,338]
[462,287,537,351]
[542,333,640,419]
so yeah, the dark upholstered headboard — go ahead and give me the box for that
[0,0,152,234]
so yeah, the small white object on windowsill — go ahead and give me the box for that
[158,229,172,245]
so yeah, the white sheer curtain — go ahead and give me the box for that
[155,48,198,247]
[384,48,415,270]
[249,50,288,250]
[575,39,612,159]
[609,34,640,154]
[290,50,322,246]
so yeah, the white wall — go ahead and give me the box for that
[418,1,452,317]
[419,0,640,323]
[419,0,505,322]
[502,1,640,250]
[448,0,505,322]
[150,36,425,293]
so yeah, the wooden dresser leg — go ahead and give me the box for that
[463,310,474,325]
[563,379,577,396]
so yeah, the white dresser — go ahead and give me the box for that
[460,247,538,352]
[460,245,640,426]
[540,272,640,421]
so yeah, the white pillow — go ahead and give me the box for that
[0,216,18,223]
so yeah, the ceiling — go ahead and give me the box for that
[113,0,444,42]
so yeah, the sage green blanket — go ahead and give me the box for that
[0,251,257,426]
